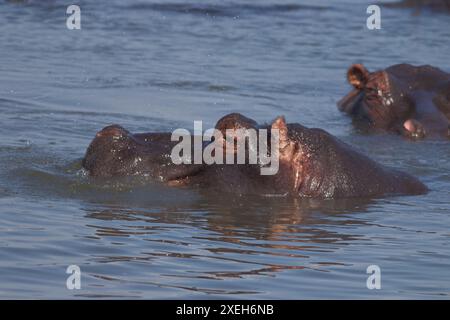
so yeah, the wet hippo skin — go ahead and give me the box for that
[82,113,428,198]
[185,114,428,198]
[338,64,450,139]
[82,124,204,180]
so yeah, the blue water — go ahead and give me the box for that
[0,0,449,299]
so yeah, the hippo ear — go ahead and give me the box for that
[271,116,289,149]
[347,64,370,89]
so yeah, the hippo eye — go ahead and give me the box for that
[365,87,380,102]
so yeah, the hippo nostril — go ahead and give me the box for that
[96,125,129,138]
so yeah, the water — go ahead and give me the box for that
[0,0,449,299]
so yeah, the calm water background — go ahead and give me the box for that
[0,0,449,299]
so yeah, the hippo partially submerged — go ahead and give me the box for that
[338,63,450,139]
[82,113,427,198]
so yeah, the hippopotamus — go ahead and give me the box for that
[338,63,450,139]
[383,0,450,13]
[82,113,427,198]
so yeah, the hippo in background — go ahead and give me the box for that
[383,0,450,13]
[338,63,450,139]
[82,113,427,199]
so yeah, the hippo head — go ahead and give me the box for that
[211,113,345,196]
[209,113,426,197]
[338,64,414,132]
[82,113,427,197]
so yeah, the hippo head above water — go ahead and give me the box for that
[338,63,450,139]
[383,0,450,14]
[82,113,428,198]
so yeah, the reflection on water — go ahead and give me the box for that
[80,195,372,296]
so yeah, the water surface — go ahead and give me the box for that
[0,0,449,299]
